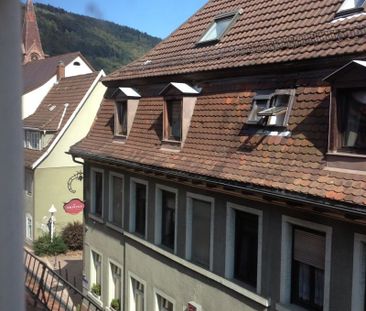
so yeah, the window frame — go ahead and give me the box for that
[154,184,178,254]
[197,11,238,45]
[128,271,147,311]
[108,259,123,311]
[225,202,263,293]
[129,178,149,239]
[108,172,124,229]
[114,100,128,138]
[153,288,176,311]
[90,167,104,220]
[90,248,103,301]
[336,0,366,17]
[351,233,366,311]
[329,86,366,155]
[246,89,296,127]
[163,98,183,143]
[278,216,332,311]
[24,169,33,196]
[185,192,215,271]
[24,129,42,150]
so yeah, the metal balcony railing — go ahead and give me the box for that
[24,249,103,311]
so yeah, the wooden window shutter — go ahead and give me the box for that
[293,228,325,270]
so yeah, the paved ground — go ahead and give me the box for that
[25,248,83,311]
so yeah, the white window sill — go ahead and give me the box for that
[89,213,104,224]
[106,222,123,233]
[87,291,103,307]
[124,231,270,307]
[276,302,309,311]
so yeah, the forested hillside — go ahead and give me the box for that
[32,3,161,73]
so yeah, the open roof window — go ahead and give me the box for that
[246,89,296,127]
[336,0,365,17]
[197,11,238,44]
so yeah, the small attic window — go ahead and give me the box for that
[73,61,81,66]
[246,89,296,127]
[336,0,365,16]
[198,12,236,44]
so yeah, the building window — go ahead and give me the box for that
[25,213,33,240]
[186,193,214,270]
[24,170,33,196]
[246,89,296,127]
[109,173,124,227]
[291,227,325,310]
[90,250,102,298]
[332,89,366,153]
[155,185,177,252]
[24,130,42,150]
[279,216,332,311]
[225,203,262,291]
[336,0,365,16]
[351,234,366,311]
[198,13,236,44]
[154,290,175,311]
[129,274,145,311]
[130,179,148,238]
[115,101,128,137]
[109,261,122,311]
[91,168,104,218]
[163,100,182,142]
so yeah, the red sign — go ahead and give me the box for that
[63,199,84,215]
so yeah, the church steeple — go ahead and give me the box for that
[22,0,45,64]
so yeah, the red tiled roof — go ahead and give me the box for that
[106,0,366,82]
[22,52,94,94]
[24,72,101,167]
[70,86,366,207]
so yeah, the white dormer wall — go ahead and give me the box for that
[22,56,93,119]
[65,56,93,77]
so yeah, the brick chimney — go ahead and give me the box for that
[56,61,65,82]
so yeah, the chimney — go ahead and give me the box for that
[56,61,65,82]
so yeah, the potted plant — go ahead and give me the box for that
[110,298,120,311]
[91,283,101,297]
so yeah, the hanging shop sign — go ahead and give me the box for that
[63,198,84,215]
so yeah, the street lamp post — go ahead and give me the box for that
[48,205,57,242]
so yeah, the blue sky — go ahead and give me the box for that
[31,0,208,38]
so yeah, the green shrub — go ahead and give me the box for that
[91,283,101,296]
[61,221,83,251]
[33,234,67,256]
[110,298,120,311]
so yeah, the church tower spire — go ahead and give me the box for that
[22,0,45,64]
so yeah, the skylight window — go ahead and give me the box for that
[198,13,236,44]
[337,0,365,16]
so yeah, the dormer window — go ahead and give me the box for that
[24,130,41,150]
[197,12,238,44]
[246,89,296,127]
[336,0,365,16]
[115,101,128,137]
[112,87,141,141]
[160,82,199,150]
[164,99,182,141]
[337,89,366,152]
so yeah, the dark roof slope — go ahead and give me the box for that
[71,85,366,207]
[24,71,100,167]
[106,0,366,82]
[22,52,94,94]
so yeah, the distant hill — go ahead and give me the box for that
[31,3,161,73]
